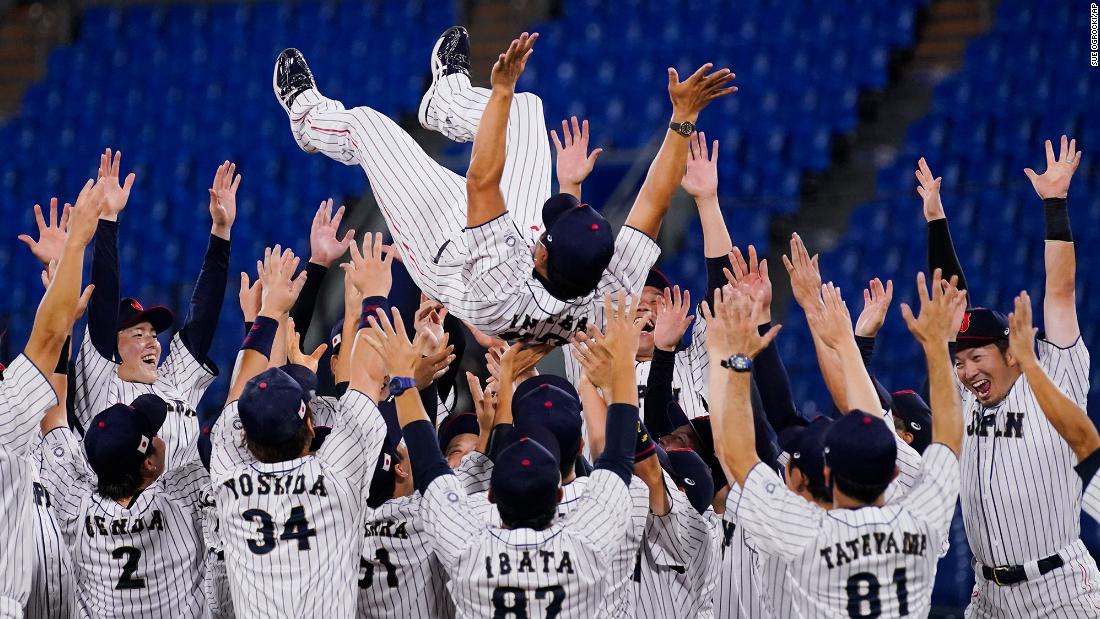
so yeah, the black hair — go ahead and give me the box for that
[832,473,890,505]
[498,502,557,531]
[994,339,1010,357]
[559,447,580,479]
[96,442,157,501]
[245,409,314,464]
[786,459,832,504]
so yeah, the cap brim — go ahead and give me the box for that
[514,375,580,404]
[119,306,175,334]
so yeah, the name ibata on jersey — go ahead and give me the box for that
[484,550,576,578]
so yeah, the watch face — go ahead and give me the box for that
[679,121,695,136]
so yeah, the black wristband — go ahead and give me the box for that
[1075,447,1100,486]
[359,296,391,330]
[1044,197,1073,242]
[243,321,253,337]
[242,316,278,358]
[53,336,72,374]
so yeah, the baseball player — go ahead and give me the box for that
[707,271,964,617]
[358,293,655,617]
[1,180,100,617]
[38,392,209,618]
[274,28,733,345]
[920,139,1100,616]
[73,152,237,469]
[210,242,387,619]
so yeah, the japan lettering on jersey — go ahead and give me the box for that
[731,444,959,618]
[422,469,641,619]
[463,216,660,344]
[38,427,208,618]
[210,390,386,619]
[26,442,76,619]
[73,329,214,469]
[0,356,58,615]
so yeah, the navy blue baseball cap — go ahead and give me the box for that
[117,297,174,333]
[329,322,345,356]
[956,308,1010,352]
[84,394,169,482]
[644,268,673,292]
[540,193,615,299]
[657,446,715,514]
[513,374,579,405]
[891,390,932,455]
[778,417,833,490]
[824,411,897,487]
[437,412,480,451]
[239,366,318,445]
[513,383,583,468]
[685,416,728,490]
[367,403,404,509]
[491,425,562,520]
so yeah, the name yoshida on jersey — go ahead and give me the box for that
[210,390,386,619]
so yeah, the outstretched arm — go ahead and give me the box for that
[466,33,538,227]
[1024,135,1082,347]
[290,199,356,339]
[805,283,884,416]
[917,157,970,300]
[1008,291,1099,460]
[624,65,736,239]
[86,149,135,358]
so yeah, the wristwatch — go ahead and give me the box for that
[387,376,417,396]
[669,120,696,137]
[720,354,752,373]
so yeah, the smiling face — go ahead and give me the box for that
[955,342,1021,407]
[445,433,479,469]
[658,423,700,452]
[116,322,161,384]
[635,286,663,358]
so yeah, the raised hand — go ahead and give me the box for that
[360,307,420,378]
[551,116,603,194]
[413,294,449,355]
[95,148,136,221]
[601,292,645,365]
[899,269,966,349]
[466,371,498,436]
[498,341,552,384]
[414,332,456,389]
[652,285,694,352]
[781,232,822,310]
[238,272,262,323]
[18,197,71,265]
[340,232,394,298]
[1007,290,1039,368]
[286,317,328,372]
[571,329,615,391]
[915,157,944,221]
[724,245,772,322]
[854,278,894,338]
[490,32,538,92]
[67,179,106,248]
[309,198,355,266]
[806,283,854,350]
[681,131,719,199]
[1024,135,1083,199]
[257,245,306,317]
[40,260,94,322]
[668,63,736,119]
[208,160,241,240]
[702,285,780,360]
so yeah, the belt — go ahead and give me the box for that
[981,554,1064,586]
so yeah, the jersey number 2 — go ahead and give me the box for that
[242,506,317,555]
[112,546,146,590]
[846,568,909,618]
[491,585,565,618]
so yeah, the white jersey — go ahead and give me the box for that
[199,487,234,619]
[730,443,959,618]
[1082,461,1100,524]
[0,355,58,616]
[38,427,207,618]
[635,476,720,619]
[26,442,75,619]
[421,468,642,619]
[210,390,386,619]
[73,329,214,469]
[286,76,660,344]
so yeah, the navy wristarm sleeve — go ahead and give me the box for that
[703,255,733,308]
[595,403,640,484]
[752,321,805,434]
[88,219,121,359]
[180,234,231,364]
[403,419,452,493]
[644,349,678,439]
[289,262,329,341]
[927,218,969,298]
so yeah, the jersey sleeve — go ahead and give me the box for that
[595,226,662,298]
[420,474,485,570]
[883,414,923,504]
[562,469,636,556]
[38,427,93,538]
[453,451,493,495]
[461,214,534,332]
[645,474,713,570]
[208,401,254,481]
[317,389,387,490]
[1036,337,1090,408]
[160,460,212,516]
[157,331,218,411]
[898,443,961,532]
[729,462,824,560]
[73,325,119,430]
[0,355,57,457]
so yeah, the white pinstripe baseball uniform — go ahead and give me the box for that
[960,338,1100,617]
[210,390,386,619]
[420,468,644,619]
[634,476,720,619]
[730,442,959,617]
[284,74,660,344]
[37,427,207,618]
[73,329,214,468]
[0,356,58,617]
[25,441,75,619]
[1082,462,1100,523]
[199,486,234,619]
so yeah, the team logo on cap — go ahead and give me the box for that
[684,478,696,486]
[911,422,922,430]
[137,435,150,454]
[131,300,144,311]
[959,312,972,333]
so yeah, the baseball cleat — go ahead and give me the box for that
[419,26,470,129]
[273,48,317,113]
